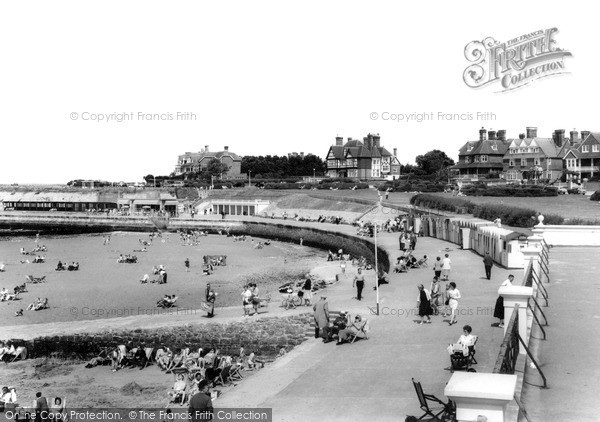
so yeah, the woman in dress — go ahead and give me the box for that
[302,278,313,306]
[442,254,452,281]
[494,274,515,328]
[417,284,433,324]
[446,282,461,326]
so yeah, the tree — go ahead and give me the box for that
[206,158,230,179]
[415,150,455,174]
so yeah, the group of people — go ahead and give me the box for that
[23,297,49,312]
[0,287,19,302]
[20,245,47,255]
[241,283,265,317]
[55,261,79,271]
[117,254,138,263]
[0,389,67,421]
[416,278,461,326]
[313,296,369,345]
[157,295,178,308]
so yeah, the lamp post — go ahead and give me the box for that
[211,175,214,190]
[153,176,156,188]
[313,168,316,182]
[249,171,252,187]
[374,223,380,315]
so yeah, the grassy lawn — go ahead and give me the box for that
[427,192,600,221]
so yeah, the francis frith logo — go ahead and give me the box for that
[463,28,572,92]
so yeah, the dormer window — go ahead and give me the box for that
[467,146,473,152]
[491,145,497,151]
[534,148,539,153]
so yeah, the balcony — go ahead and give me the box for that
[566,166,599,172]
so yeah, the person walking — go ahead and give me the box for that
[313,296,330,339]
[33,392,49,422]
[442,254,452,281]
[483,252,493,280]
[340,259,346,275]
[446,282,461,326]
[430,277,442,315]
[433,256,443,280]
[353,268,365,301]
[205,283,216,318]
[417,284,433,324]
[494,274,514,328]
[185,258,190,272]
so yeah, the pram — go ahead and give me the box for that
[446,339,478,372]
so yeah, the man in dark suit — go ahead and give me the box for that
[34,391,49,422]
[483,252,494,280]
[188,380,213,422]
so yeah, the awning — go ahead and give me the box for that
[165,200,179,206]
[132,200,162,205]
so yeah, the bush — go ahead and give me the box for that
[461,185,557,197]
[590,190,600,201]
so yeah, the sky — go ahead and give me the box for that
[0,1,596,184]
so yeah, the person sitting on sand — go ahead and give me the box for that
[14,309,23,317]
[34,298,48,311]
[27,298,42,311]
[0,263,5,272]
[140,274,150,284]
[56,261,65,271]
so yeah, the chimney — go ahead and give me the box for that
[519,133,525,139]
[335,136,343,146]
[496,130,506,141]
[488,130,497,140]
[224,146,229,151]
[581,130,590,141]
[526,126,537,138]
[479,127,487,141]
[393,148,398,157]
[554,129,565,148]
[364,136,372,150]
[570,129,579,143]
[205,145,209,152]
[373,133,381,148]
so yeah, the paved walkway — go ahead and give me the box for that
[215,227,513,420]
[520,247,600,421]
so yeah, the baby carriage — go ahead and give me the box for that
[446,340,478,372]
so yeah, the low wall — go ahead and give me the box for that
[8,314,312,360]
[533,224,600,246]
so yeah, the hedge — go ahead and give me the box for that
[589,190,600,201]
[410,194,565,227]
[264,182,369,190]
[461,185,558,197]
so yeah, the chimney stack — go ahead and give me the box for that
[497,130,506,141]
[488,130,497,140]
[570,129,579,143]
[553,129,565,148]
[581,130,590,141]
[526,126,538,138]
[479,127,487,141]
[335,136,343,146]
[393,148,397,157]
[373,133,381,148]
[519,133,525,140]
[205,145,209,152]
[224,146,229,151]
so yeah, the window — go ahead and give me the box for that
[510,148,516,154]
[534,158,540,165]
[593,145,599,152]
[474,156,479,162]
[534,148,540,153]
[582,145,589,152]
[491,145,498,151]
[509,159,514,166]
[566,158,577,168]
[520,158,527,166]
[467,146,473,152]
[480,155,488,162]
[465,157,471,163]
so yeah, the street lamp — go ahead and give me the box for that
[313,168,316,182]
[374,223,380,315]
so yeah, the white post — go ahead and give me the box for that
[460,227,471,249]
[445,372,517,422]
[499,286,533,351]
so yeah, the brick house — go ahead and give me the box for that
[325,134,401,179]
[451,128,509,180]
[562,130,600,180]
[174,145,243,179]
[503,127,564,182]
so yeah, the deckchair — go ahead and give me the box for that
[10,346,28,362]
[351,319,369,344]
[411,378,455,421]
[229,364,243,381]
[214,365,232,386]
[143,348,154,369]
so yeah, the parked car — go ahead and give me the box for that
[557,187,568,194]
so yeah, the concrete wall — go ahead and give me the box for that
[533,224,600,246]
[7,314,313,360]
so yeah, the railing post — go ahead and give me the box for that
[499,290,533,352]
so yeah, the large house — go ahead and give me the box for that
[451,128,509,180]
[503,127,564,182]
[174,145,243,179]
[452,127,565,182]
[562,130,600,180]
[325,134,401,179]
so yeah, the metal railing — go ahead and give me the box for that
[493,304,520,374]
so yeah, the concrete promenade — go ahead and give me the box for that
[520,247,600,421]
[2,211,513,421]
